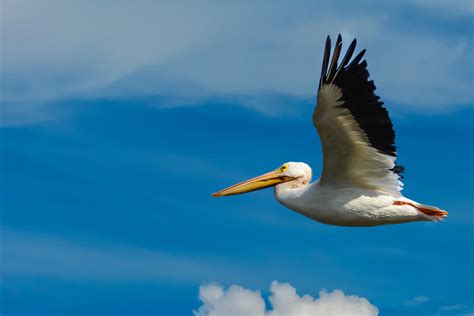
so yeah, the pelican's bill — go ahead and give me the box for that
[212,171,294,197]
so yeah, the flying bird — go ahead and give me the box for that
[212,35,447,226]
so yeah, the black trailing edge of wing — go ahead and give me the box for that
[390,165,405,178]
[318,34,400,163]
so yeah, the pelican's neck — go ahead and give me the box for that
[273,162,313,210]
[274,178,314,206]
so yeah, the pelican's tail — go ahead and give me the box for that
[416,204,448,221]
[393,201,448,222]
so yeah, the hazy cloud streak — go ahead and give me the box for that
[2,1,473,125]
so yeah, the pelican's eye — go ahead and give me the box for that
[276,164,288,173]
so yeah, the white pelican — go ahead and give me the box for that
[212,35,447,226]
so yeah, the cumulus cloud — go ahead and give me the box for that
[195,283,266,316]
[194,281,379,316]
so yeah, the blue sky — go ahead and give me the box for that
[1,1,473,315]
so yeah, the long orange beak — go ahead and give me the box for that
[212,170,294,197]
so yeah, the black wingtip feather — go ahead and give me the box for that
[319,36,331,89]
[341,39,357,67]
[390,165,405,174]
[347,49,366,70]
[330,38,357,83]
[327,35,343,82]
[390,165,405,179]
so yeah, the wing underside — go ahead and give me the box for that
[314,35,403,195]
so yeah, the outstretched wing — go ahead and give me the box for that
[313,34,404,195]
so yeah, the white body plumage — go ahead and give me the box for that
[273,162,430,226]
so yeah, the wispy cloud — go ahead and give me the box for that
[410,0,474,16]
[1,227,341,288]
[404,295,430,306]
[439,303,467,312]
[194,281,379,316]
[1,228,252,284]
[2,1,472,125]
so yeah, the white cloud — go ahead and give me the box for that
[195,283,266,316]
[1,1,473,125]
[194,281,379,316]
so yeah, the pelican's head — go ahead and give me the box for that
[212,162,312,197]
